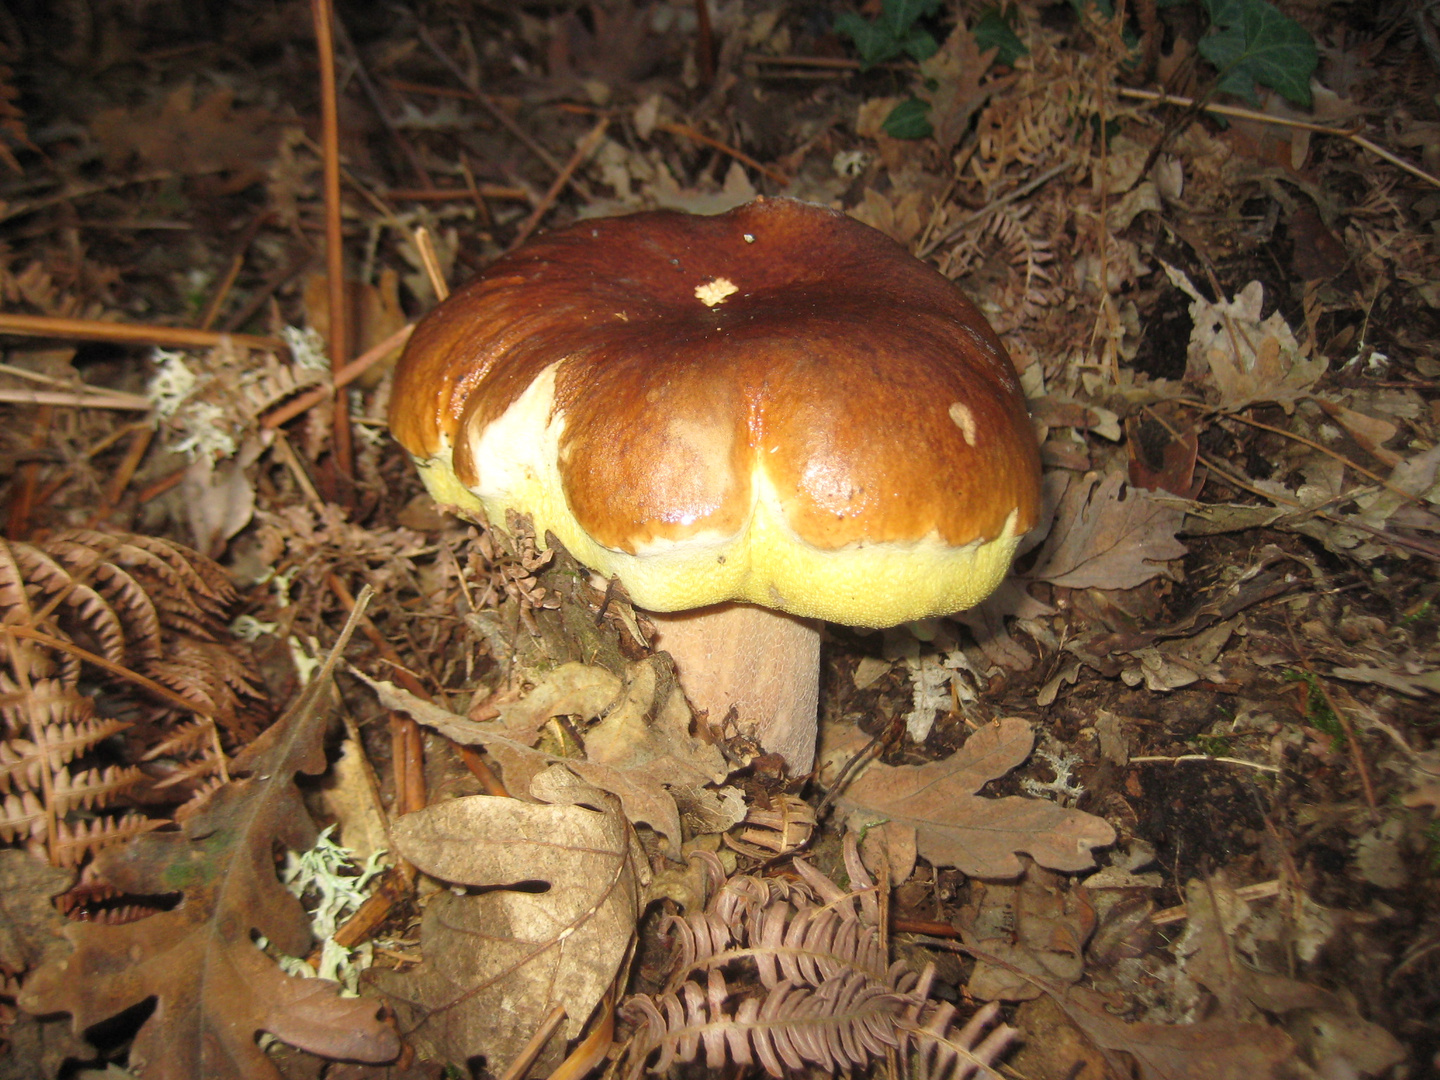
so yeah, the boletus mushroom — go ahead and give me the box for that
[389,197,1042,775]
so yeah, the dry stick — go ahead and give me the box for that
[331,11,434,190]
[693,0,715,86]
[326,574,427,822]
[383,185,530,203]
[312,0,354,486]
[1130,754,1280,774]
[509,118,611,250]
[1172,399,1436,514]
[221,251,315,334]
[261,322,414,430]
[0,387,150,410]
[327,573,513,800]
[6,404,51,540]
[1149,878,1282,926]
[499,1005,567,1080]
[416,25,593,202]
[198,212,272,332]
[0,311,282,353]
[135,467,185,504]
[1285,618,1380,823]
[544,987,616,1080]
[654,120,790,186]
[1118,86,1440,191]
[412,227,450,301]
[1141,404,1440,562]
[743,52,913,72]
[5,625,216,717]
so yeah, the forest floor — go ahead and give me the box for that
[0,0,1438,1078]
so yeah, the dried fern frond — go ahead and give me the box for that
[0,531,262,867]
[624,841,1017,1078]
[0,716,129,794]
[49,813,164,868]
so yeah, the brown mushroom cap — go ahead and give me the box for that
[390,197,1041,627]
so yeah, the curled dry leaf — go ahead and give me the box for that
[356,658,739,851]
[367,773,644,1073]
[1026,471,1188,591]
[1165,262,1326,414]
[835,717,1115,879]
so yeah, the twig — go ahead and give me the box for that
[87,424,154,528]
[413,226,450,301]
[500,1005,567,1080]
[0,312,281,353]
[260,322,414,429]
[0,387,151,410]
[383,184,530,203]
[1130,754,1280,774]
[1150,879,1282,926]
[4,625,214,718]
[416,25,594,202]
[312,0,354,485]
[1118,86,1440,190]
[509,117,610,249]
[655,120,790,186]
[743,52,913,72]
[331,11,433,189]
[1142,404,1440,563]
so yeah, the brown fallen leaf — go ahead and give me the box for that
[89,83,281,179]
[1027,472,1188,591]
[19,611,399,1080]
[957,864,1097,1001]
[919,24,1010,154]
[1180,874,1405,1077]
[835,717,1115,878]
[1166,263,1326,414]
[368,771,644,1073]
[1062,985,1307,1080]
[357,658,739,851]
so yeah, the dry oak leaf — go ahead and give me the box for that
[367,772,643,1072]
[89,83,281,177]
[1165,262,1325,413]
[835,717,1114,878]
[1027,472,1187,591]
[19,645,399,1080]
[358,660,736,850]
[1061,986,1306,1080]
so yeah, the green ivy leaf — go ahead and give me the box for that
[835,11,901,67]
[1199,0,1317,107]
[835,0,942,69]
[974,8,1029,67]
[883,97,933,139]
[900,26,940,61]
[879,0,943,36]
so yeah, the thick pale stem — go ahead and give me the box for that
[647,603,820,775]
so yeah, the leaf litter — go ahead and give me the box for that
[1,0,1439,1076]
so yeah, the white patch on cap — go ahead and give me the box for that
[948,402,977,446]
[695,277,739,307]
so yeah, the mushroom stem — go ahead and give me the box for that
[646,602,821,775]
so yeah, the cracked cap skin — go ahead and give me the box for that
[389,197,1042,628]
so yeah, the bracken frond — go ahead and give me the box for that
[0,717,129,793]
[49,813,165,868]
[623,839,1018,1078]
[0,531,261,866]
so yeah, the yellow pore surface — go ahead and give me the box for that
[415,363,1023,628]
